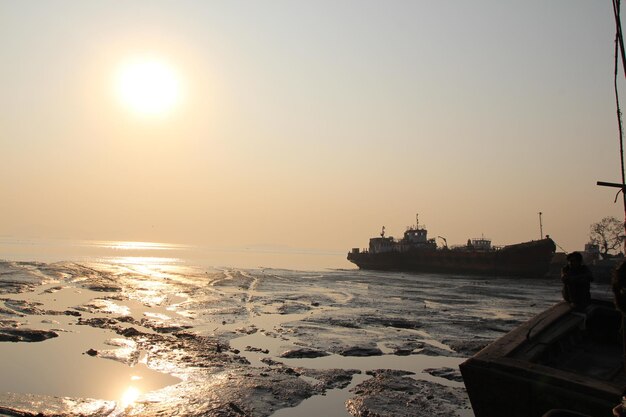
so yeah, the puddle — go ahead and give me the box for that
[272,373,369,417]
[0,321,180,400]
[0,282,181,402]
[230,310,467,417]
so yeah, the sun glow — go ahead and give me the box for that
[115,57,182,117]
[120,386,141,408]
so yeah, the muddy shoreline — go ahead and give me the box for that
[0,260,569,416]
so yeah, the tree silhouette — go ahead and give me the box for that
[589,216,624,257]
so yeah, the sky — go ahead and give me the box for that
[1,1,624,258]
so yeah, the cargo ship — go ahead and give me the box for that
[347,216,556,277]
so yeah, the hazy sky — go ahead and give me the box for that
[1,1,623,254]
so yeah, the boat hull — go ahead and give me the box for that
[459,300,624,417]
[347,238,556,277]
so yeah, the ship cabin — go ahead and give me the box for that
[467,237,492,251]
[399,227,437,251]
[368,236,396,253]
[365,222,437,254]
[403,227,428,244]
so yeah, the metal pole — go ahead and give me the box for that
[613,0,626,252]
[539,212,543,240]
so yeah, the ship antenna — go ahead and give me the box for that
[538,212,544,239]
[416,213,419,229]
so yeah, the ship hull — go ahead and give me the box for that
[347,238,556,277]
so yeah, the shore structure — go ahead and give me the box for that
[347,216,556,277]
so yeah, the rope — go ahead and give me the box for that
[553,240,568,254]
[612,0,626,252]
[613,0,626,75]
[613,12,625,200]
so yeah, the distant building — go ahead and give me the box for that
[583,243,600,264]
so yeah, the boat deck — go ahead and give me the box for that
[461,300,626,417]
[511,302,625,383]
[546,335,625,382]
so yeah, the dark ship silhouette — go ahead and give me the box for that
[347,215,556,277]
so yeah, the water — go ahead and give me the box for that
[0,236,348,270]
[0,238,596,416]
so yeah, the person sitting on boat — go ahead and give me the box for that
[612,260,626,383]
[561,252,593,310]
[612,260,626,313]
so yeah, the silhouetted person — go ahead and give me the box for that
[561,252,593,310]
[612,260,626,412]
[613,261,626,314]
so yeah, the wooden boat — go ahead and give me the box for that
[459,299,625,417]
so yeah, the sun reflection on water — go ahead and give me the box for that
[90,240,189,270]
[108,256,182,266]
[120,386,141,408]
[99,241,188,251]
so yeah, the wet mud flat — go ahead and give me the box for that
[0,260,572,416]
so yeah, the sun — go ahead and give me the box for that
[115,57,182,117]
